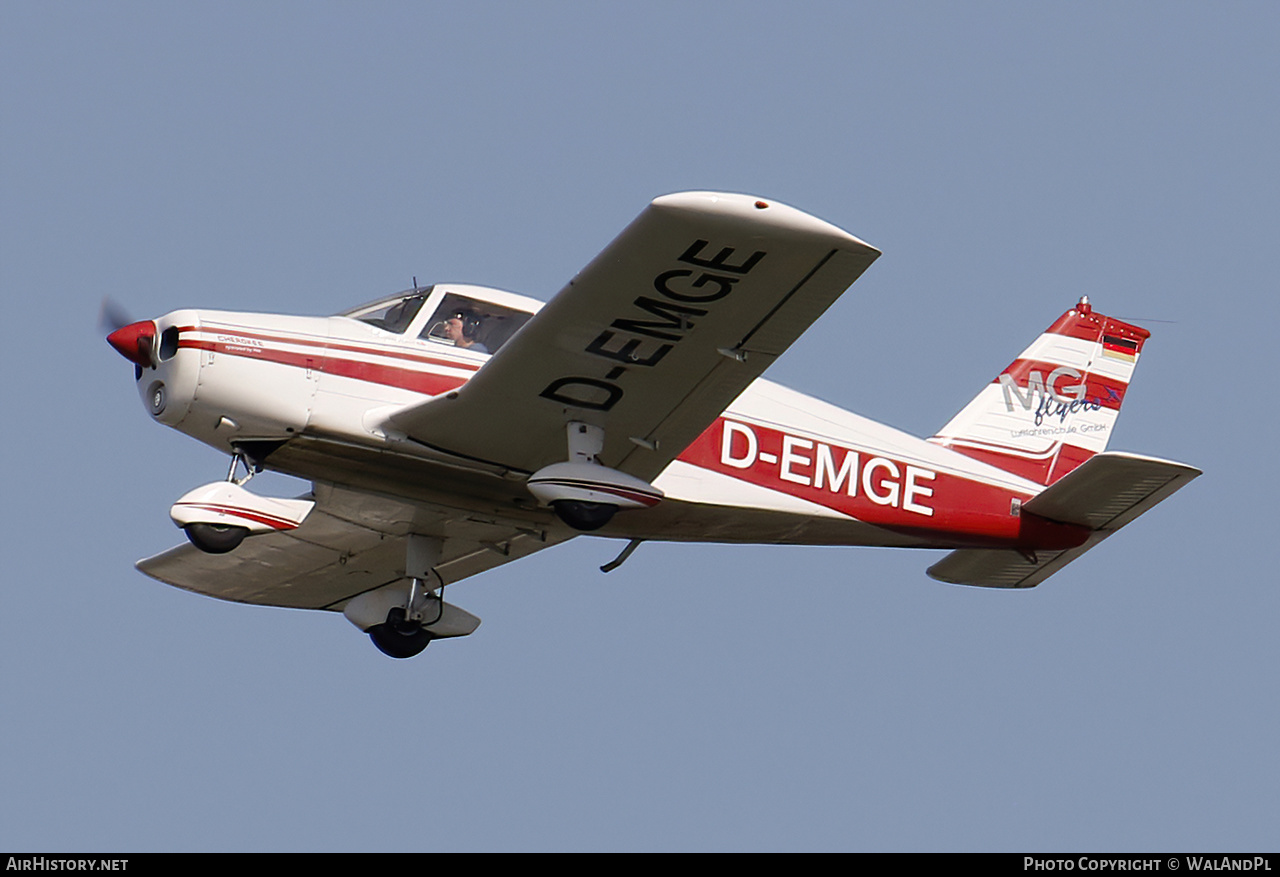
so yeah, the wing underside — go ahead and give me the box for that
[137,483,571,610]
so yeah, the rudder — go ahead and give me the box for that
[928,297,1149,485]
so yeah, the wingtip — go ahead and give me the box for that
[650,191,878,253]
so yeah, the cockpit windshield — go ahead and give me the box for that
[342,288,432,333]
[340,286,534,356]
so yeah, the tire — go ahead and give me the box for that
[551,500,617,532]
[185,523,249,554]
[367,607,432,659]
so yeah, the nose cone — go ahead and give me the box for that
[107,320,157,368]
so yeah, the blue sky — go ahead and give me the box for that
[3,2,1277,851]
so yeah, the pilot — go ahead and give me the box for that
[442,310,488,354]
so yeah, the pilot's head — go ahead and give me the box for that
[443,310,482,346]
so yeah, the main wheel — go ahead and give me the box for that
[185,523,249,554]
[551,500,618,531]
[367,607,433,659]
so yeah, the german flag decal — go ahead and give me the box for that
[1102,334,1139,363]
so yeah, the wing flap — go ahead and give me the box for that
[926,452,1201,588]
[387,192,880,480]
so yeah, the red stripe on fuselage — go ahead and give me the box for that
[179,338,469,397]
[677,418,1031,545]
[177,325,482,373]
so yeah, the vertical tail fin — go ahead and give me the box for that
[928,297,1150,486]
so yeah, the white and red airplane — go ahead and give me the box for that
[107,192,1199,658]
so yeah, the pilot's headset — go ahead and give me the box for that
[453,310,483,340]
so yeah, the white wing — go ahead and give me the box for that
[389,192,880,480]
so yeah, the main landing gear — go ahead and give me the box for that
[367,606,435,659]
[550,499,618,531]
[351,535,452,659]
[367,557,439,659]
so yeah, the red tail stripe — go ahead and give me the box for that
[944,442,1094,484]
[997,358,1129,411]
[1041,310,1150,345]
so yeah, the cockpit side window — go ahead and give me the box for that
[344,290,431,333]
[419,294,533,356]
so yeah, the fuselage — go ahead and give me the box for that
[127,284,1072,552]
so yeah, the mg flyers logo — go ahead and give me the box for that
[999,366,1105,426]
[716,420,937,517]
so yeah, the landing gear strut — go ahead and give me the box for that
[363,535,445,658]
